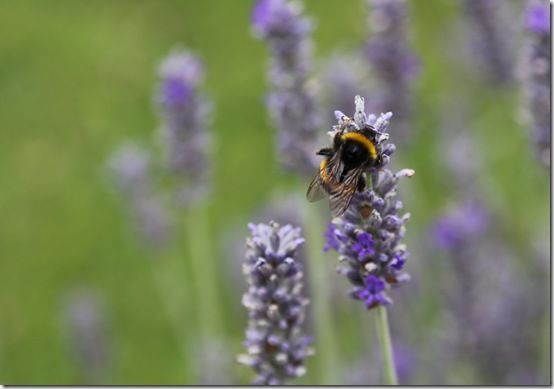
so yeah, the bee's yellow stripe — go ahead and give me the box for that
[320,159,329,181]
[341,132,377,160]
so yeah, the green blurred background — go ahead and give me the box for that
[0,0,549,384]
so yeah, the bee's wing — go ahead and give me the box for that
[306,173,326,202]
[328,166,364,217]
[326,150,344,182]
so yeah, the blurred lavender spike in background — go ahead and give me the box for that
[238,221,313,385]
[325,98,414,309]
[107,142,171,248]
[431,200,546,384]
[462,0,514,86]
[323,52,373,126]
[156,48,213,203]
[64,291,110,383]
[365,0,419,145]
[431,199,488,251]
[252,0,323,175]
[521,0,550,167]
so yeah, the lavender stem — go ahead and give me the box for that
[304,202,340,384]
[151,252,193,381]
[185,204,223,339]
[375,306,398,385]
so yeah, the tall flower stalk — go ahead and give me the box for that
[252,0,339,383]
[238,221,314,385]
[521,0,550,167]
[323,96,414,384]
[106,142,194,381]
[156,48,224,382]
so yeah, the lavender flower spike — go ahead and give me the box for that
[325,97,414,309]
[107,142,171,247]
[365,0,418,144]
[521,0,550,167]
[252,0,323,174]
[462,0,513,85]
[238,221,313,385]
[156,48,212,203]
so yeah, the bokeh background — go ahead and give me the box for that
[0,0,550,385]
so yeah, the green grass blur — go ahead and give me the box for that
[0,0,549,384]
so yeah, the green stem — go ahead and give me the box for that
[375,305,398,385]
[304,202,340,384]
[151,248,193,382]
[184,202,222,339]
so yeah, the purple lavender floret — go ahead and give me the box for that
[238,221,313,385]
[526,1,550,34]
[355,275,391,309]
[156,49,212,203]
[252,0,322,174]
[364,0,419,144]
[462,0,513,85]
[324,97,414,310]
[521,0,551,167]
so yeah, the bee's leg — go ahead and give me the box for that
[316,147,334,157]
[357,174,366,192]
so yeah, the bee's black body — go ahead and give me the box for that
[307,125,383,217]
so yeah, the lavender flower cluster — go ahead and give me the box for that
[156,49,213,203]
[522,0,550,167]
[324,97,414,309]
[238,221,313,385]
[364,0,418,142]
[252,0,323,174]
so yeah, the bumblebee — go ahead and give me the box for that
[307,124,383,217]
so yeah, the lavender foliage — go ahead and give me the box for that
[252,0,323,174]
[462,0,513,85]
[365,0,418,144]
[238,221,313,385]
[156,48,212,203]
[325,97,414,309]
[521,0,550,167]
[107,142,171,248]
